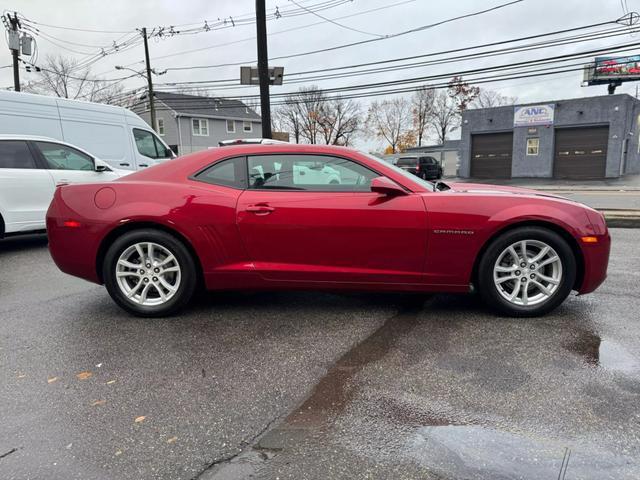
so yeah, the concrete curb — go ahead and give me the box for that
[599,209,640,228]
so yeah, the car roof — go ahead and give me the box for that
[0,134,59,142]
[121,144,375,181]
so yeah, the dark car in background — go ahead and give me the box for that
[396,155,443,180]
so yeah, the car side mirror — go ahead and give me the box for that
[95,164,109,172]
[370,176,406,196]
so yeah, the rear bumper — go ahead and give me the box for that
[46,193,103,284]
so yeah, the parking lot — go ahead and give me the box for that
[0,229,638,480]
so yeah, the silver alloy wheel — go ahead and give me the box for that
[115,242,181,306]
[493,239,563,307]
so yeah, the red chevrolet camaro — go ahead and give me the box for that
[47,144,610,317]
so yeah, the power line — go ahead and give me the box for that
[163,0,527,71]
[117,0,417,68]
[287,0,385,38]
[147,40,640,104]
[12,0,352,77]
[127,62,599,111]
[154,24,632,90]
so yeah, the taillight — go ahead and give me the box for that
[63,220,81,228]
[415,164,420,171]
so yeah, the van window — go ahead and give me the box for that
[0,141,37,169]
[35,142,94,171]
[133,128,172,159]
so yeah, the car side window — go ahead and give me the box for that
[193,157,247,189]
[247,154,377,191]
[133,128,172,159]
[35,142,94,171]
[0,141,37,169]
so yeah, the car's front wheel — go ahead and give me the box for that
[477,226,576,317]
[103,229,197,317]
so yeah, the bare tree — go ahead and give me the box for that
[430,90,458,144]
[425,77,480,144]
[318,97,361,146]
[447,76,480,113]
[23,55,125,105]
[274,101,302,143]
[275,87,361,145]
[289,86,326,144]
[471,89,517,109]
[366,97,413,153]
[411,87,435,147]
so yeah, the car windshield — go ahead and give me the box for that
[361,152,435,192]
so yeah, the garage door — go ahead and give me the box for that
[553,127,608,179]
[470,132,513,179]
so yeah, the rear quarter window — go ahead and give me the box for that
[193,157,247,189]
[0,140,37,169]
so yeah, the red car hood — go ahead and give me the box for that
[446,182,566,200]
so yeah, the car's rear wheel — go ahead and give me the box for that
[477,226,576,317]
[103,229,197,317]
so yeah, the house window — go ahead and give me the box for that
[526,137,539,156]
[156,118,165,136]
[192,118,209,136]
[243,121,252,133]
[226,119,235,133]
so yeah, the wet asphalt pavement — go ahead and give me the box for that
[1,230,639,480]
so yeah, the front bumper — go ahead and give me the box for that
[577,231,611,295]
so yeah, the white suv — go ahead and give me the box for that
[0,135,126,237]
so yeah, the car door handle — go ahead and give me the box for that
[56,179,70,186]
[139,164,148,168]
[120,163,130,167]
[246,204,275,215]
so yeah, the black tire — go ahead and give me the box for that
[477,226,576,317]
[103,228,197,317]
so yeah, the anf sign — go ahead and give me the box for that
[513,104,555,127]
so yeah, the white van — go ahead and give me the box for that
[0,90,174,171]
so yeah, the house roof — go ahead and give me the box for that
[153,92,261,121]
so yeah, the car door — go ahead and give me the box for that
[0,140,55,234]
[32,141,119,186]
[236,153,428,284]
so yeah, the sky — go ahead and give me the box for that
[2,0,640,150]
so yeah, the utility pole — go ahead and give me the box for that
[255,0,272,138]
[5,12,21,92]
[141,27,156,132]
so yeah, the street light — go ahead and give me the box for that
[115,65,166,77]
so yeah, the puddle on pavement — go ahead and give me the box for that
[284,300,424,428]
[408,425,637,479]
[566,331,639,373]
